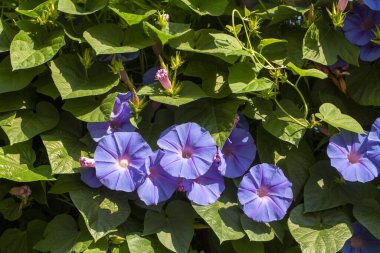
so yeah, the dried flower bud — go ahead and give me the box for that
[9,185,32,198]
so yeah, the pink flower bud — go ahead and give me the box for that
[163,14,170,22]
[9,185,32,198]
[337,0,348,12]
[155,69,172,90]
[233,114,240,128]
[80,157,95,167]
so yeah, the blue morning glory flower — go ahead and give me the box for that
[238,163,293,223]
[343,4,380,46]
[327,132,378,183]
[158,122,217,179]
[94,132,153,192]
[180,163,225,205]
[364,0,380,11]
[143,66,161,85]
[360,42,380,62]
[137,151,178,205]
[96,52,140,62]
[368,117,380,168]
[87,92,135,142]
[342,222,380,253]
[218,127,256,178]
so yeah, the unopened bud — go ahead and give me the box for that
[337,0,348,12]
[9,185,32,198]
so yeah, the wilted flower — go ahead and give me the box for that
[367,117,380,167]
[341,222,380,253]
[9,185,32,198]
[87,92,135,142]
[343,4,380,46]
[180,164,225,205]
[364,0,380,11]
[327,131,378,182]
[137,151,178,205]
[234,112,249,130]
[155,68,172,90]
[79,157,95,167]
[218,128,256,178]
[158,122,217,179]
[79,157,102,188]
[238,163,293,223]
[94,132,153,192]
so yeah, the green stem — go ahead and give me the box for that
[286,79,309,119]
[232,9,253,51]
[274,99,309,128]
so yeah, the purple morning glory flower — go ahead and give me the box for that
[180,163,225,205]
[94,132,153,192]
[364,0,380,11]
[238,163,293,223]
[342,222,380,253]
[79,157,103,188]
[96,52,139,62]
[87,92,135,142]
[218,127,256,178]
[343,4,380,46]
[155,69,172,90]
[360,42,380,62]
[327,131,378,183]
[143,66,161,85]
[137,151,178,205]
[157,122,217,179]
[368,118,380,167]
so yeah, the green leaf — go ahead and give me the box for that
[143,22,192,45]
[346,61,380,106]
[138,82,207,107]
[287,62,328,79]
[34,214,92,253]
[50,54,120,99]
[70,187,131,241]
[109,6,156,26]
[32,73,61,99]
[265,5,309,25]
[63,92,117,122]
[83,24,153,55]
[144,200,195,253]
[0,88,36,113]
[171,0,229,16]
[10,28,66,70]
[169,29,248,64]
[49,174,85,194]
[288,205,352,253]
[58,0,107,15]
[262,99,307,147]
[0,56,45,94]
[126,234,171,253]
[228,63,274,93]
[258,38,287,51]
[304,161,378,212]
[302,20,360,66]
[0,112,17,126]
[315,103,364,134]
[0,198,22,221]
[192,186,245,243]
[0,141,54,182]
[1,101,59,145]
[0,19,17,52]
[16,0,56,18]
[257,125,314,198]
[0,219,47,253]
[175,97,244,147]
[240,214,275,242]
[184,55,231,98]
[231,237,264,253]
[41,112,87,174]
[353,199,380,240]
